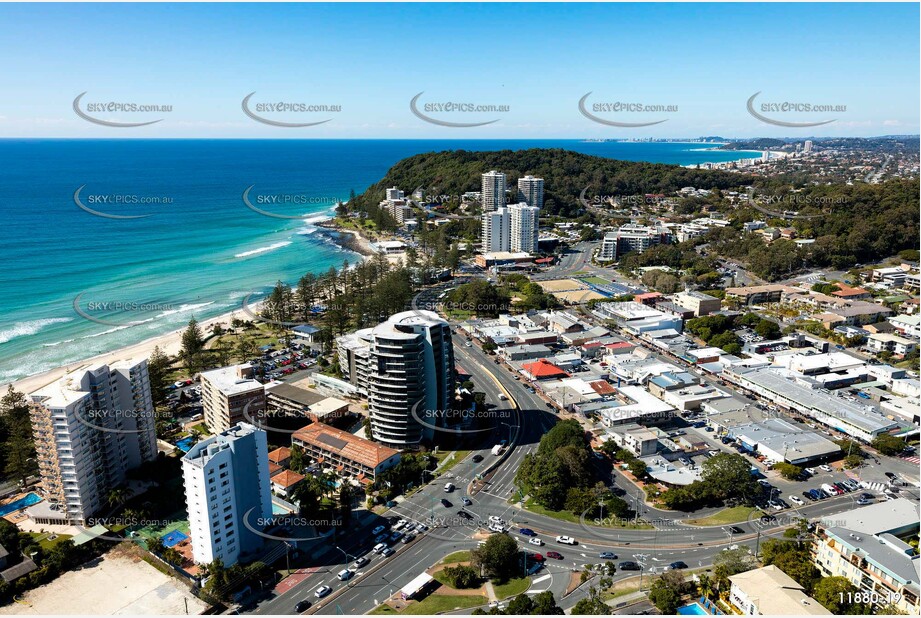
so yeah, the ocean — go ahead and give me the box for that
[0,139,756,383]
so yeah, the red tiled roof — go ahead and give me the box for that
[604,341,634,349]
[292,424,400,470]
[271,470,305,488]
[522,359,570,379]
[589,380,616,395]
[268,462,283,476]
[268,447,291,464]
[634,292,662,300]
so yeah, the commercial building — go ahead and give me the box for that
[200,364,266,433]
[509,202,540,253]
[598,224,670,261]
[729,565,830,616]
[814,499,920,614]
[516,175,544,209]
[292,423,401,481]
[182,423,272,567]
[674,290,722,317]
[603,423,658,456]
[28,359,158,525]
[481,207,510,253]
[723,366,899,442]
[728,419,841,465]
[592,302,683,334]
[265,381,350,423]
[481,171,506,212]
[366,310,455,448]
[725,284,800,305]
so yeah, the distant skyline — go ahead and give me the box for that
[1,2,918,138]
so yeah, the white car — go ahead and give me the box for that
[555,535,577,545]
[789,495,805,506]
[314,585,332,598]
[804,467,816,475]
[819,465,832,472]
[529,537,543,546]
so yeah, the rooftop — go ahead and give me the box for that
[200,364,263,397]
[292,423,399,470]
[729,565,831,615]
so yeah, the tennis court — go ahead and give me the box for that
[162,529,189,548]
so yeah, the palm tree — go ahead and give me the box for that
[107,487,128,508]
[697,573,714,600]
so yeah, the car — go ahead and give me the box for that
[804,467,816,475]
[488,523,506,533]
[371,525,386,535]
[546,551,563,559]
[860,493,874,500]
[315,585,332,598]
[529,537,543,546]
[457,510,473,520]
[769,500,784,510]
[667,561,688,570]
[530,553,545,562]
[815,489,829,499]
[758,479,771,487]
[462,497,472,506]
[618,561,641,571]
[704,426,714,432]
[555,535,577,545]
[393,520,406,530]
[802,491,815,502]
[790,495,805,505]
[727,526,744,535]
[819,465,832,472]
[415,523,428,532]
[440,498,452,507]
[402,533,416,544]
[834,482,850,493]
[352,557,370,569]
[337,569,354,581]
[519,528,536,537]
[885,472,897,480]
[465,341,473,347]
[472,454,484,463]
[381,547,395,557]
[390,531,404,542]
[373,542,388,553]
[599,551,618,560]
[856,498,871,505]
[295,600,312,613]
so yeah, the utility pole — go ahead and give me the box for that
[755,529,761,559]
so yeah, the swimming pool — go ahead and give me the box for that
[678,603,708,615]
[0,492,42,517]
[175,437,196,452]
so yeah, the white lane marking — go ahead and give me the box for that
[532,574,552,584]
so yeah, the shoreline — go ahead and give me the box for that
[6,219,376,397]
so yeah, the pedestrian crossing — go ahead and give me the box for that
[901,455,920,465]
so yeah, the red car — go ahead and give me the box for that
[546,551,563,560]
[531,553,545,562]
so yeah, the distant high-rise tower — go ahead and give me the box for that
[482,207,511,253]
[29,359,158,525]
[509,202,540,253]
[517,175,544,209]
[481,171,507,213]
[803,140,814,153]
[182,423,272,567]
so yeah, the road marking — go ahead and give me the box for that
[533,574,552,584]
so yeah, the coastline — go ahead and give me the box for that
[5,219,375,397]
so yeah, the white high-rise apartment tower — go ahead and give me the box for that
[481,207,510,253]
[509,202,539,253]
[481,171,506,213]
[182,423,272,567]
[517,175,544,209]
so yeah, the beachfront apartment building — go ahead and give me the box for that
[516,175,544,209]
[481,207,511,253]
[509,202,540,254]
[728,565,831,616]
[28,359,158,525]
[200,363,266,433]
[292,423,401,481]
[481,171,506,212]
[182,423,272,567]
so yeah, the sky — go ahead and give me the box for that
[1,2,918,139]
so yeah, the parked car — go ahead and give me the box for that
[462,497,472,506]
[790,495,805,505]
[381,547,395,557]
[819,464,832,472]
[371,525,386,535]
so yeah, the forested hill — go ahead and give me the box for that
[350,148,754,217]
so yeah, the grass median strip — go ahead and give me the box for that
[523,498,653,529]
[685,505,761,526]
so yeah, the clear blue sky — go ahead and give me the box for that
[1,2,917,138]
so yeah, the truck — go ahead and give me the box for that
[492,444,505,456]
